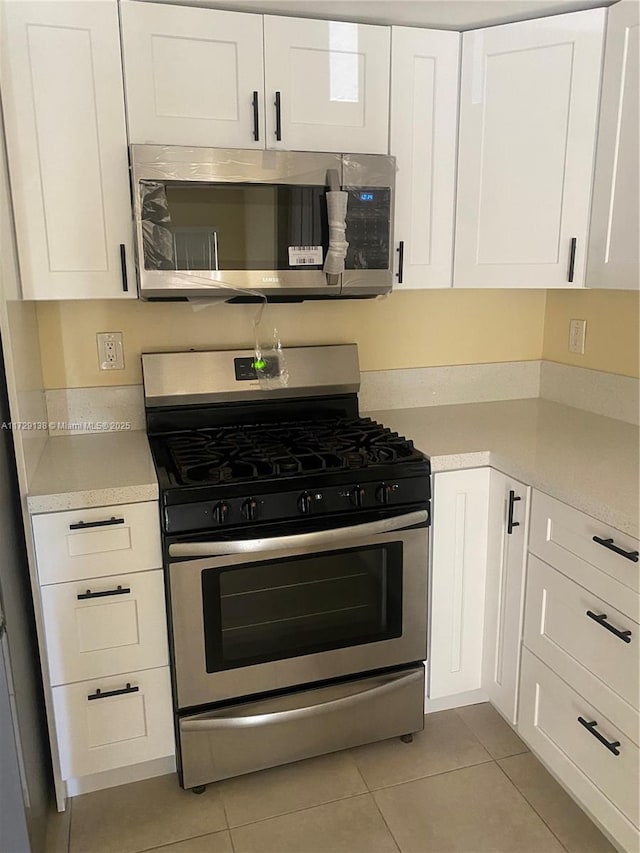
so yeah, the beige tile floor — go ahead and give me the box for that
[46,704,616,853]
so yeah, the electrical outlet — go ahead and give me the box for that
[568,319,586,355]
[97,332,124,370]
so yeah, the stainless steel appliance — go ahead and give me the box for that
[142,345,430,791]
[131,146,395,301]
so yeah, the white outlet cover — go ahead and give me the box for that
[96,332,124,370]
[568,319,586,355]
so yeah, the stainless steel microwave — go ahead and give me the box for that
[130,145,395,301]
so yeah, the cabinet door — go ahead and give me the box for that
[1,0,135,299]
[483,471,530,724]
[120,2,265,149]
[454,9,605,288]
[390,28,459,289]
[263,16,390,154]
[41,570,168,687]
[587,1,639,291]
[429,469,490,699]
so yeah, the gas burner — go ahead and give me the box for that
[158,417,420,487]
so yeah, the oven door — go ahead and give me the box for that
[167,510,428,710]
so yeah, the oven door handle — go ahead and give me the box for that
[168,509,428,558]
[180,667,423,731]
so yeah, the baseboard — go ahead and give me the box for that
[64,755,176,801]
[424,688,489,714]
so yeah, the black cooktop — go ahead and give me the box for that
[154,416,423,488]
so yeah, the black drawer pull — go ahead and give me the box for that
[274,91,282,141]
[396,241,404,284]
[77,585,131,601]
[592,535,638,562]
[120,244,128,292]
[507,490,522,535]
[586,610,632,643]
[577,716,621,755]
[251,90,259,141]
[69,516,125,531]
[568,237,577,282]
[88,683,139,701]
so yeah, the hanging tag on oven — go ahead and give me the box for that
[288,246,323,266]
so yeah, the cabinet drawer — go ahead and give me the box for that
[525,555,638,722]
[530,491,639,617]
[52,667,174,780]
[41,570,168,686]
[519,649,639,845]
[33,502,162,585]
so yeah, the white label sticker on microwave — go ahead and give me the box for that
[288,246,323,266]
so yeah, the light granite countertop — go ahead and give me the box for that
[366,398,639,538]
[27,399,639,538]
[27,430,158,513]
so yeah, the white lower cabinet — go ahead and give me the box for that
[520,491,640,852]
[519,649,639,851]
[52,667,174,781]
[429,468,490,699]
[482,471,530,724]
[32,500,173,799]
[41,569,169,686]
[524,555,639,722]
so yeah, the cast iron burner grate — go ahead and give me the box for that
[162,417,417,486]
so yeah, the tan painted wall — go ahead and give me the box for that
[543,290,640,378]
[37,289,547,388]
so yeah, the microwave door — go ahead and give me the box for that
[132,147,351,300]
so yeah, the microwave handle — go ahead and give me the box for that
[168,509,428,558]
[325,168,342,287]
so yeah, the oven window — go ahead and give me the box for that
[201,543,403,672]
[139,180,329,272]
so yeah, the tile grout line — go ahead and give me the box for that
[361,755,495,795]
[135,827,233,853]
[224,790,372,831]
[369,791,403,853]
[66,797,72,853]
[494,758,572,853]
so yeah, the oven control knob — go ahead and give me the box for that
[298,491,313,514]
[376,483,392,505]
[212,501,230,525]
[349,486,365,508]
[241,498,258,522]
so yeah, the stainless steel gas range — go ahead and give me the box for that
[142,344,430,792]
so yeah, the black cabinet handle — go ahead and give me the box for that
[77,585,131,601]
[577,716,621,755]
[592,535,639,563]
[251,90,259,141]
[69,516,125,531]
[586,610,632,643]
[120,243,128,292]
[88,683,139,702]
[396,241,404,284]
[507,490,521,535]
[568,237,577,282]
[274,91,282,141]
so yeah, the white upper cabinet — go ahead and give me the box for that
[263,16,390,154]
[1,0,135,300]
[390,28,460,289]
[120,2,265,149]
[587,0,639,291]
[454,9,605,289]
